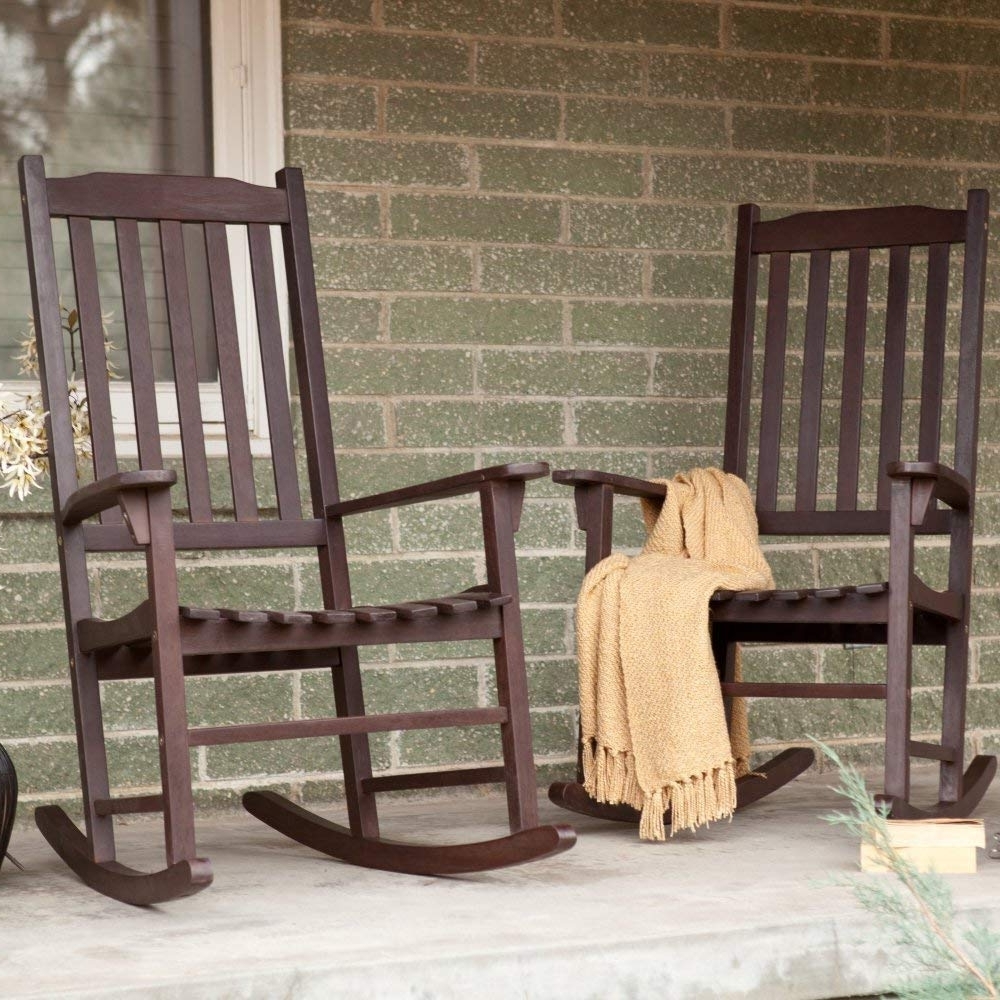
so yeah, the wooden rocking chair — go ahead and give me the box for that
[550,192,997,827]
[19,155,575,905]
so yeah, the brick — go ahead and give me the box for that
[383,0,554,35]
[397,499,573,550]
[398,723,499,767]
[890,114,1000,164]
[731,8,881,60]
[966,686,1000,731]
[324,346,474,394]
[652,154,811,203]
[306,189,381,238]
[810,63,962,113]
[479,348,649,396]
[0,627,67,682]
[308,664,479,717]
[332,556,478,607]
[390,297,563,344]
[283,0,372,22]
[977,641,1000,682]
[564,99,726,149]
[817,546,888,587]
[480,247,643,296]
[284,81,377,131]
[477,42,642,96]
[575,401,725,446]
[386,88,559,140]
[283,26,469,82]
[751,697,886,743]
[0,683,73,738]
[517,555,589,604]
[741,647,817,684]
[390,194,561,243]
[651,253,735,300]
[570,203,729,251]
[814,163,964,208]
[562,0,718,47]
[478,146,643,197]
[0,517,59,564]
[733,108,886,158]
[968,70,1000,113]
[573,301,733,348]
[186,674,295,728]
[396,638,490,662]
[99,678,156,731]
[329,400,387,447]
[318,295,382,343]
[394,400,566,447]
[528,709,577,757]
[648,53,809,105]
[891,18,1000,67]
[336,452,475,497]
[651,351,727,397]
[341,509,395,556]
[313,243,474,291]
[520,658,578,706]
[523,608,572,655]
[0,570,63,624]
[286,135,468,187]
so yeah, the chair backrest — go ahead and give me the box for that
[19,156,340,554]
[723,193,989,537]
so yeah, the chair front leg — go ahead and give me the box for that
[885,477,917,803]
[481,480,538,832]
[575,483,615,572]
[145,489,198,865]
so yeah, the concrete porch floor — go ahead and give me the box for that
[3,766,1000,1000]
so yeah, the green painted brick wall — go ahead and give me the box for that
[8,0,1000,818]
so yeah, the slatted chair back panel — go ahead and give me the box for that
[723,195,988,537]
[30,162,332,550]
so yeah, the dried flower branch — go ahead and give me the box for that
[1,303,116,499]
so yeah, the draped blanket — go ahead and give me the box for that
[576,468,773,840]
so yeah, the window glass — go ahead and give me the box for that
[0,0,216,380]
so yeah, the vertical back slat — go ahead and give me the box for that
[836,247,870,509]
[68,216,121,523]
[755,251,790,510]
[115,219,162,470]
[248,224,302,520]
[723,203,761,477]
[204,221,258,522]
[794,250,831,509]
[876,244,911,508]
[160,221,213,522]
[918,242,950,463]
[953,190,989,487]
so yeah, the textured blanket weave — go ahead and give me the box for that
[577,467,773,839]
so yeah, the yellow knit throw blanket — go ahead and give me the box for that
[577,467,774,840]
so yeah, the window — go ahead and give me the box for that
[0,0,284,455]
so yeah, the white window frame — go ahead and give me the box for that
[5,0,286,458]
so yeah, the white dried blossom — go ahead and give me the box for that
[7,303,116,498]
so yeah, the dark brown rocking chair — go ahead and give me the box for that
[550,192,997,827]
[19,155,574,905]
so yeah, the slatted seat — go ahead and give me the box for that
[19,155,574,904]
[550,191,996,829]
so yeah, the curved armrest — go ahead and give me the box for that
[551,469,667,501]
[62,470,177,526]
[326,462,549,517]
[887,461,970,511]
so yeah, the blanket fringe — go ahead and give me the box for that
[584,741,739,840]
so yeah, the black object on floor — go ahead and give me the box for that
[0,743,22,871]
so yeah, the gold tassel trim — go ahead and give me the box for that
[584,741,738,840]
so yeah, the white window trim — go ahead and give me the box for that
[6,0,286,459]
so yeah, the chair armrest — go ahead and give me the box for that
[326,462,550,517]
[887,461,970,511]
[61,470,177,526]
[551,469,667,501]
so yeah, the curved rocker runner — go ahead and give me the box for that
[19,156,576,904]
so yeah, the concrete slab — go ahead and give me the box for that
[3,767,999,1000]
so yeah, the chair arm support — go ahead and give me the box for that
[887,461,970,516]
[551,469,667,501]
[325,462,549,518]
[61,470,177,526]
